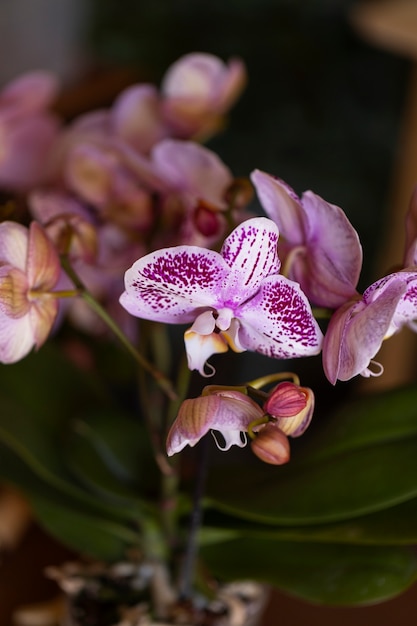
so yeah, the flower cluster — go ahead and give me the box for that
[0,52,416,466]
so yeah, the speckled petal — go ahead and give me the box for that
[120,246,230,322]
[237,275,323,358]
[221,217,280,304]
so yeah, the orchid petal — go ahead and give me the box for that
[1,71,58,114]
[404,186,417,265]
[0,266,30,317]
[184,328,228,376]
[151,139,232,208]
[323,278,408,384]
[221,217,280,304]
[27,222,61,291]
[0,222,28,270]
[237,275,323,358]
[112,84,165,153]
[30,298,59,349]
[364,271,417,337]
[166,390,263,456]
[0,312,35,363]
[252,170,362,307]
[300,190,362,306]
[250,170,304,244]
[120,247,229,323]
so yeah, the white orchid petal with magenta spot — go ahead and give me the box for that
[221,217,280,304]
[237,275,323,358]
[120,246,230,323]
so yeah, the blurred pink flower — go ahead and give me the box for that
[0,221,61,363]
[161,52,247,140]
[0,71,60,191]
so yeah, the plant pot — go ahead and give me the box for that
[47,560,269,626]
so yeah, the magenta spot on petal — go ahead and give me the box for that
[130,250,223,313]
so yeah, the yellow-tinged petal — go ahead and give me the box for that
[184,329,228,376]
[0,267,30,317]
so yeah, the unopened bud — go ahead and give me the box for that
[263,381,314,437]
[251,423,290,465]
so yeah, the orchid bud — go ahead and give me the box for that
[263,381,314,437]
[193,200,225,238]
[250,423,290,465]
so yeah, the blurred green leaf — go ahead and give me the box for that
[0,344,108,422]
[0,445,141,560]
[201,496,417,546]
[65,411,158,506]
[206,387,417,524]
[0,397,147,523]
[31,493,140,562]
[201,539,417,605]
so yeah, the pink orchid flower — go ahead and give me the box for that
[322,271,417,383]
[111,84,168,154]
[167,381,314,459]
[251,170,362,308]
[0,221,61,363]
[161,52,247,140]
[166,389,264,455]
[150,138,234,246]
[0,71,60,191]
[120,217,323,375]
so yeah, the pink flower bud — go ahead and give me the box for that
[251,423,290,465]
[263,381,314,437]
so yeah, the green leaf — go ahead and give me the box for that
[202,496,417,545]
[0,445,140,560]
[0,343,108,422]
[64,412,158,508]
[30,492,141,562]
[201,539,417,605]
[206,387,417,524]
[0,398,146,523]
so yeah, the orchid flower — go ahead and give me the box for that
[251,169,362,308]
[322,271,417,384]
[161,52,247,140]
[167,379,314,460]
[166,388,264,455]
[150,139,234,246]
[0,71,60,191]
[120,217,323,375]
[0,221,61,363]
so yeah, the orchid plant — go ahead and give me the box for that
[1,52,417,623]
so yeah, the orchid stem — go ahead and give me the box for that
[61,256,178,402]
[179,435,210,600]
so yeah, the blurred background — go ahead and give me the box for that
[0,0,416,624]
